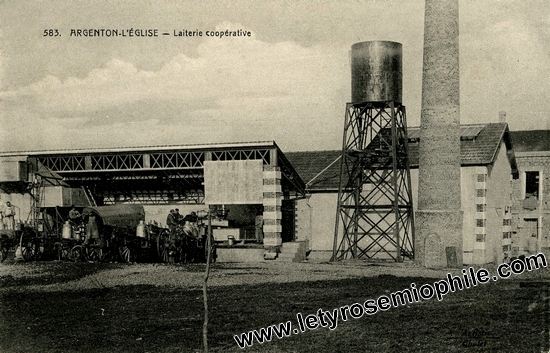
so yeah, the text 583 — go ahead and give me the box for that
[43,29,60,37]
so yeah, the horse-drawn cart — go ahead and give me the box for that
[156,220,215,264]
[64,204,158,263]
[0,224,58,262]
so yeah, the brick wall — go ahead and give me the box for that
[262,166,282,248]
[510,152,550,255]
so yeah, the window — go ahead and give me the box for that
[476,189,486,197]
[476,234,486,242]
[476,204,486,212]
[503,232,511,239]
[503,245,511,252]
[503,219,511,226]
[476,219,486,227]
[477,174,487,182]
[525,171,540,199]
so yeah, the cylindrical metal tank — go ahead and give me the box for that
[62,221,72,239]
[351,41,402,103]
[136,220,146,238]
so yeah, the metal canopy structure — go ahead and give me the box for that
[332,101,415,262]
[10,141,305,205]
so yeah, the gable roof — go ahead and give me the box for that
[285,150,343,191]
[287,123,517,191]
[408,123,514,167]
[509,130,550,152]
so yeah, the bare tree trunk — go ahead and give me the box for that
[202,207,213,353]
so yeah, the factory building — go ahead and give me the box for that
[509,130,550,258]
[1,127,547,265]
[0,141,306,261]
[288,122,519,265]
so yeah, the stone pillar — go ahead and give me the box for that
[415,0,463,268]
[262,166,282,248]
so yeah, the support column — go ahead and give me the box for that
[263,166,282,248]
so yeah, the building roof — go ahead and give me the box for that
[407,123,514,167]
[287,123,517,191]
[0,140,279,157]
[285,150,343,191]
[0,140,307,197]
[509,130,550,152]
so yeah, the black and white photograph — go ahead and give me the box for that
[1,1,549,352]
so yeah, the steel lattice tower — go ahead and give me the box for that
[332,41,414,262]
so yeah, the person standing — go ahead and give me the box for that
[166,209,178,231]
[3,201,16,230]
[85,214,99,245]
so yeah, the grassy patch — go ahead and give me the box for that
[0,262,115,287]
[0,274,545,353]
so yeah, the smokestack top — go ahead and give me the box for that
[499,111,507,123]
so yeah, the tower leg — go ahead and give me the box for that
[333,102,414,262]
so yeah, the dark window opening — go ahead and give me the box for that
[525,171,539,199]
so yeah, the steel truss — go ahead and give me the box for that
[101,189,205,205]
[32,145,305,205]
[38,149,272,173]
[211,149,270,164]
[332,101,414,262]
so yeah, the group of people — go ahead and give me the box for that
[165,209,213,263]
[68,205,99,244]
[166,209,202,237]
[0,201,16,230]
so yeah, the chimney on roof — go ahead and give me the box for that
[499,111,507,123]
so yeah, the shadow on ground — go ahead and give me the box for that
[0,273,546,353]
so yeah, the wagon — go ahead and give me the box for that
[0,225,56,262]
[156,221,216,264]
[66,204,156,263]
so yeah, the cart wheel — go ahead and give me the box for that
[88,247,104,262]
[0,247,7,262]
[156,230,170,263]
[60,244,71,261]
[21,243,37,262]
[0,238,8,263]
[57,243,65,261]
[160,245,169,263]
[69,245,84,262]
[119,246,132,263]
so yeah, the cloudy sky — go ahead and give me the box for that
[1,0,549,153]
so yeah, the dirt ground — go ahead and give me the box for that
[1,259,549,353]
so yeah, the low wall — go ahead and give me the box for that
[216,248,265,263]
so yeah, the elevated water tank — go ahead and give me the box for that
[351,41,402,104]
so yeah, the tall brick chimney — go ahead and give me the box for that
[415,0,463,268]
